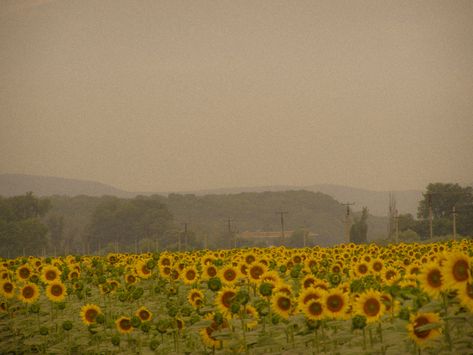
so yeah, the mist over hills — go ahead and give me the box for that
[1,173,422,216]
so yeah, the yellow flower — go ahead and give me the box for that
[355,290,385,323]
[41,265,61,283]
[0,280,15,299]
[215,287,236,317]
[323,289,349,319]
[219,265,240,285]
[187,289,204,308]
[16,264,32,281]
[135,306,153,322]
[116,316,133,334]
[135,260,153,279]
[407,312,442,346]
[18,283,40,304]
[80,304,102,325]
[46,281,67,302]
[181,266,199,284]
[247,262,267,284]
[457,281,473,312]
[442,252,471,290]
[303,299,325,321]
[271,292,293,319]
[418,262,445,298]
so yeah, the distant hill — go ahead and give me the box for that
[0,174,134,198]
[1,173,422,216]
[174,184,422,216]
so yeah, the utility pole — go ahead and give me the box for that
[276,211,288,243]
[394,209,400,243]
[342,203,355,243]
[452,205,457,241]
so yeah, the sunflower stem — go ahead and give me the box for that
[314,327,320,354]
[441,292,453,351]
[369,327,373,348]
[362,328,367,350]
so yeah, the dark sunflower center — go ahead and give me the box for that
[224,270,236,281]
[277,297,291,311]
[452,260,469,282]
[19,268,30,279]
[3,283,13,293]
[207,267,217,277]
[386,271,395,280]
[186,270,196,280]
[309,301,323,316]
[359,264,368,274]
[304,279,314,288]
[127,275,136,283]
[222,291,236,308]
[51,285,63,296]
[46,270,56,280]
[119,318,132,331]
[162,258,171,266]
[250,266,263,279]
[23,286,34,298]
[327,295,343,312]
[303,294,319,304]
[139,310,150,320]
[85,309,98,322]
[332,266,340,273]
[294,256,301,263]
[141,266,150,274]
[427,269,442,288]
[363,298,380,317]
[246,255,255,264]
[413,316,431,339]
[373,262,382,272]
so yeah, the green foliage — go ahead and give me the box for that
[350,207,368,244]
[0,192,51,257]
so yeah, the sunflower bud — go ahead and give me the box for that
[131,315,141,328]
[62,320,73,331]
[259,283,273,297]
[351,315,367,330]
[208,277,222,292]
[111,334,120,346]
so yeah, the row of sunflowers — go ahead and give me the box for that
[1,239,472,354]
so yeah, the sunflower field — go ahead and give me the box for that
[1,240,473,354]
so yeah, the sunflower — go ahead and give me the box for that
[247,262,267,284]
[260,270,281,287]
[46,281,67,302]
[41,265,61,284]
[135,260,153,279]
[116,316,133,334]
[135,306,153,322]
[67,270,80,280]
[16,264,32,281]
[303,299,325,321]
[353,261,370,278]
[370,258,384,274]
[244,305,259,329]
[200,313,228,349]
[418,262,445,298]
[187,289,204,308]
[202,264,219,280]
[215,287,237,316]
[243,252,257,265]
[355,290,385,323]
[181,266,199,284]
[301,275,316,289]
[80,304,102,325]
[407,312,442,346]
[457,281,473,312]
[18,283,40,304]
[271,292,293,319]
[323,289,349,319]
[0,280,15,299]
[219,265,239,285]
[382,268,399,286]
[298,287,326,312]
[442,252,471,290]
[124,272,138,285]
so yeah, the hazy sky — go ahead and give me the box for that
[1,0,472,193]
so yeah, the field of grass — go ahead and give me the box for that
[1,240,473,354]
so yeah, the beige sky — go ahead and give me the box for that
[1,0,472,193]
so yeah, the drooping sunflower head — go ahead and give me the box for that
[46,281,67,302]
[457,281,473,312]
[382,268,399,285]
[80,304,102,325]
[19,283,40,304]
[135,260,153,279]
[407,312,442,346]
[135,306,153,322]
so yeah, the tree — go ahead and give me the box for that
[417,183,473,237]
[350,207,369,244]
[0,193,51,257]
